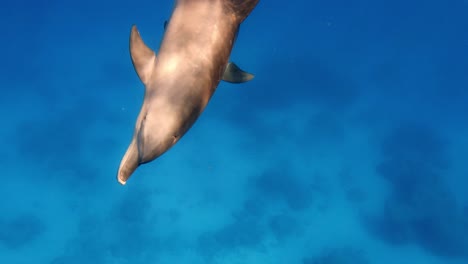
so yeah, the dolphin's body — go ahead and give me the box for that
[117,0,259,184]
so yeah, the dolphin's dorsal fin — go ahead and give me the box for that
[130,25,156,85]
[222,62,254,83]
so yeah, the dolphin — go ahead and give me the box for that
[117,0,259,185]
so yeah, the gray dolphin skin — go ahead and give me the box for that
[117,0,259,185]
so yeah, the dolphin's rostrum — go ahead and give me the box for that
[117,0,259,185]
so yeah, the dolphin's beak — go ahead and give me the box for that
[117,138,139,185]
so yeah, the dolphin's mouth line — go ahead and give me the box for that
[136,115,147,165]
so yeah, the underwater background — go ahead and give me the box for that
[1,0,468,263]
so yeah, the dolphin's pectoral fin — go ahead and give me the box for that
[130,25,156,85]
[221,62,254,83]
[228,0,259,23]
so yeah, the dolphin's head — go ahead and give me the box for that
[117,104,182,185]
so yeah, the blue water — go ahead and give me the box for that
[1,0,468,263]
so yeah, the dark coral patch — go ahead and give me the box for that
[0,213,45,249]
[367,122,468,259]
